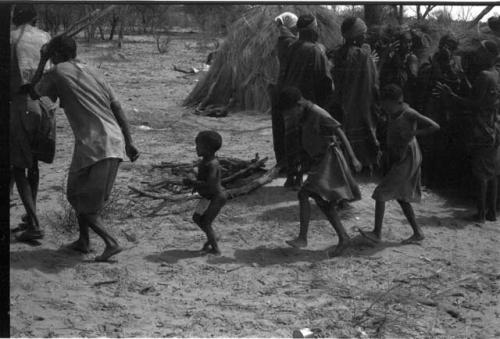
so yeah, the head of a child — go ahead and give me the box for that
[195,130,222,157]
[476,40,498,69]
[47,35,77,65]
[380,84,404,117]
[277,86,304,120]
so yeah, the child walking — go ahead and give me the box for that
[183,131,227,255]
[279,87,363,257]
[359,84,440,244]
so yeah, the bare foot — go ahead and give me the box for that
[286,238,307,248]
[401,234,424,245]
[357,229,381,243]
[65,240,91,254]
[95,245,123,262]
[328,241,350,257]
[208,247,221,256]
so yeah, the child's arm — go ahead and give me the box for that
[409,110,440,136]
[334,127,363,172]
[184,161,220,193]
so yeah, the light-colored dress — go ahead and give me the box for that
[372,105,422,203]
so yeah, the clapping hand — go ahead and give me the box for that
[432,81,452,97]
[370,50,380,64]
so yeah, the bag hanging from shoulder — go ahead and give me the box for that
[32,97,56,164]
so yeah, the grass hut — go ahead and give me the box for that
[183,5,342,114]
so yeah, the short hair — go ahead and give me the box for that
[196,130,222,152]
[380,84,403,101]
[49,35,77,61]
[13,4,37,26]
[297,14,316,29]
[277,87,302,111]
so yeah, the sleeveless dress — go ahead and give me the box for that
[372,105,422,203]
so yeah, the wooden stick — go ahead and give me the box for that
[129,185,200,201]
[225,166,279,199]
[222,157,267,184]
[30,5,118,86]
[93,279,118,287]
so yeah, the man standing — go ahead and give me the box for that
[10,4,52,242]
[28,36,140,261]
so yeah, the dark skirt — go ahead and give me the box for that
[302,144,361,203]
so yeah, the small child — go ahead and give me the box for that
[359,84,440,244]
[183,131,227,255]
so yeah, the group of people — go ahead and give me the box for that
[270,12,499,254]
[10,5,499,261]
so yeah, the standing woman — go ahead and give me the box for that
[331,17,380,173]
[10,4,52,241]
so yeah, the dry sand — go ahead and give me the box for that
[10,35,500,338]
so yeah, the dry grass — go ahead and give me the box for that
[183,5,342,113]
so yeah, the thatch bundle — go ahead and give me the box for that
[183,5,342,113]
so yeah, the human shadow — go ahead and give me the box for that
[233,245,334,266]
[144,249,206,264]
[232,185,297,208]
[10,247,85,273]
[348,235,411,257]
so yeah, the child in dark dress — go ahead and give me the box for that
[183,131,227,255]
[359,84,440,244]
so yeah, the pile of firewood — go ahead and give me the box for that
[128,154,278,215]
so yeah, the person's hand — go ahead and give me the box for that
[352,158,362,173]
[40,43,51,60]
[370,50,380,64]
[432,81,452,97]
[125,143,139,162]
[18,83,40,100]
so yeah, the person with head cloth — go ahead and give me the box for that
[270,11,298,171]
[331,16,380,173]
[277,13,334,189]
[435,40,499,222]
[10,4,53,241]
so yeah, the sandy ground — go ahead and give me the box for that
[10,35,500,338]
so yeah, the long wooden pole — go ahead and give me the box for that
[29,5,117,86]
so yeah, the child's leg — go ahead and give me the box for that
[486,176,497,221]
[286,188,311,248]
[199,194,227,254]
[193,213,210,251]
[313,196,351,257]
[66,214,91,253]
[359,200,384,243]
[397,200,425,243]
[80,213,122,261]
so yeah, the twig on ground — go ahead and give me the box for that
[93,280,119,287]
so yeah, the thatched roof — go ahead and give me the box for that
[183,5,342,113]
